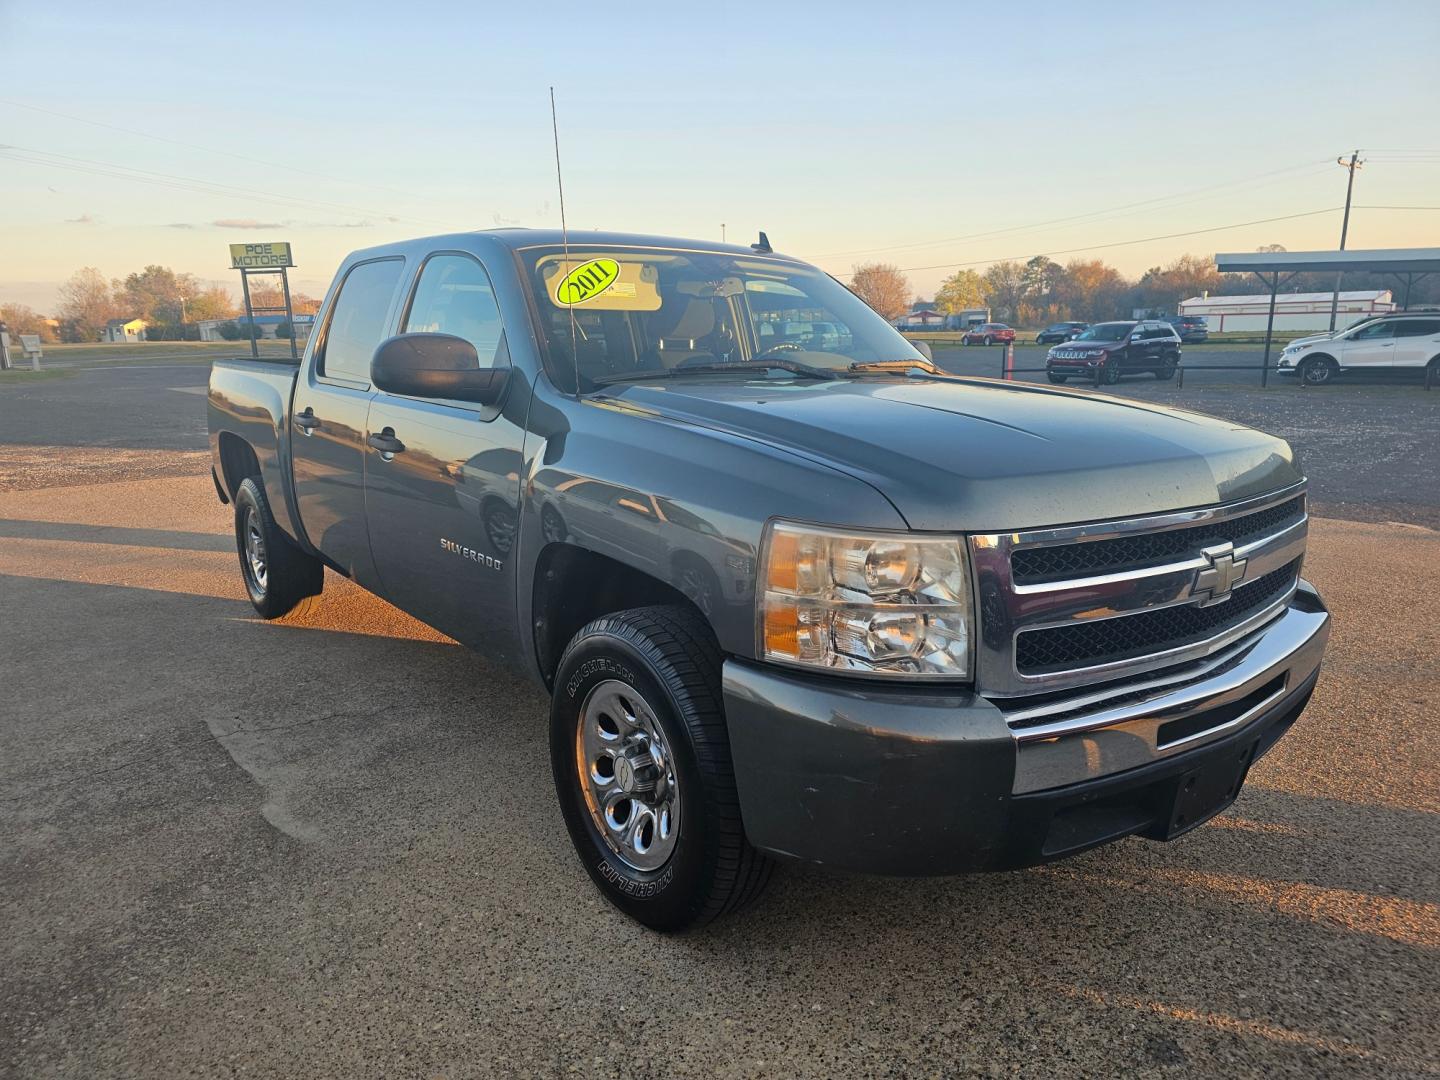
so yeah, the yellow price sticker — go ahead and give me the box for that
[554,258,620,306]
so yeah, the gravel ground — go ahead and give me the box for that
[0,461,1436,1079]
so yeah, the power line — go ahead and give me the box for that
[1,145,461,229]
[892,208,1342,273]
[810,160,1335,260]
[0,97,427,202]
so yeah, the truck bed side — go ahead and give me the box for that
[208,359,305,546]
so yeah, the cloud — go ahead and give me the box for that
[65,213,98,224]
[161,217,375,231]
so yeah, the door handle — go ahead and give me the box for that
[367,428,406,456]
[294,408,320,434]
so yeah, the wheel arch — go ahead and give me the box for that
[217,431,261,500]
[532,543,710,691]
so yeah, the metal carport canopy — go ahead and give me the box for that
[1214,248,1440,274]
[1212,248,1440,386]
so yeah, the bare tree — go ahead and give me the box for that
[0,304,59,343]
[981,260,1027,322]
[849,262,911,322]
[56,267,116,343]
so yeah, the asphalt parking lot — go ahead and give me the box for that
[2,361,1438,1078]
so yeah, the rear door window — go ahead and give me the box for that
[319,258,405,383]
[1393,319,1440,337]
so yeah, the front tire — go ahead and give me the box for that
[550,606,772,931]
[233,477,323,619]
[1301,356,1337,386]
[1101,361,1122,385]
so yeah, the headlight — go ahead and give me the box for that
[757,521,972,679]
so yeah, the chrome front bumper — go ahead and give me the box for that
[999,581,1329,794]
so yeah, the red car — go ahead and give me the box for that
[961,322,1015,346]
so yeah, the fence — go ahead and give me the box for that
[990,345,1435,391]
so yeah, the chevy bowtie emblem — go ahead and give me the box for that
[1193,542,1247,606]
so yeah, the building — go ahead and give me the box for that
[894,302,946,329]
[1178,290,1394,333]
[195,313,315,342]
[102,317,147,343]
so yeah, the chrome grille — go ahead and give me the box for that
[1011,496,1305,585]
[1015,559,1300,674]
[969,483,1308,697]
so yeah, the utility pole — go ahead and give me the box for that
[1328,150,1364,331]
[721,223,726,243]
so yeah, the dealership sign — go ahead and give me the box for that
[229,242,294,269]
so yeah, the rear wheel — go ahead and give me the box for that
[984,335,994,346]
[1157,362,1177,380]
[551,606,772,931]
[1301,356,1337,386]
[234,477,323,619]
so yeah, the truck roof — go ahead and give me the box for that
[341,228,806,264]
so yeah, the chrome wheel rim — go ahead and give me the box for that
[575,679,680,872]
[244,508,268,591]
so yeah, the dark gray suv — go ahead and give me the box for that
[1046,320,1183,384]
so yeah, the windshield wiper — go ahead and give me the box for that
[848,358,943,376]
[592,359,840,386]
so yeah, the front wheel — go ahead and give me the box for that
[1301,356,1337,386]
[550,606,772,931]
[233,477,323,619]
[984,336,994,346]
[1157,363,1177,380]
[1101,361,1122,385]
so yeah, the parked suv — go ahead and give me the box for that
[1046,320,1182,384]
[1166,314,1209,343]
[1035,321,1088,344]
[1277,312,1440,385]
[962,322,1016,346]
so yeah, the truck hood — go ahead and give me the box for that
[601,375,1301,531]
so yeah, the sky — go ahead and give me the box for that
[2,0,1439,312]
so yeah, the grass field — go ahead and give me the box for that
[0,367,76,384]
[30,340,300,366]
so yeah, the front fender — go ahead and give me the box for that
[514,380,906,673]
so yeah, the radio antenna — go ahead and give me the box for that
[549,86,581,397]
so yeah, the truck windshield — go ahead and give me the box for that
[518,246,926,391]
[1074,323,1133,342]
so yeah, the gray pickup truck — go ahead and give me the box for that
[209,229,1330,930]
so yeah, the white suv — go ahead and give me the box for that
[1277,313,1440,385]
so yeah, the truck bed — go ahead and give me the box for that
[208,358,301,537]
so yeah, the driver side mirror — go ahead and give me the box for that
[371,333,510,405]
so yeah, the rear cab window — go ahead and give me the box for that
[317,258,406,384]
